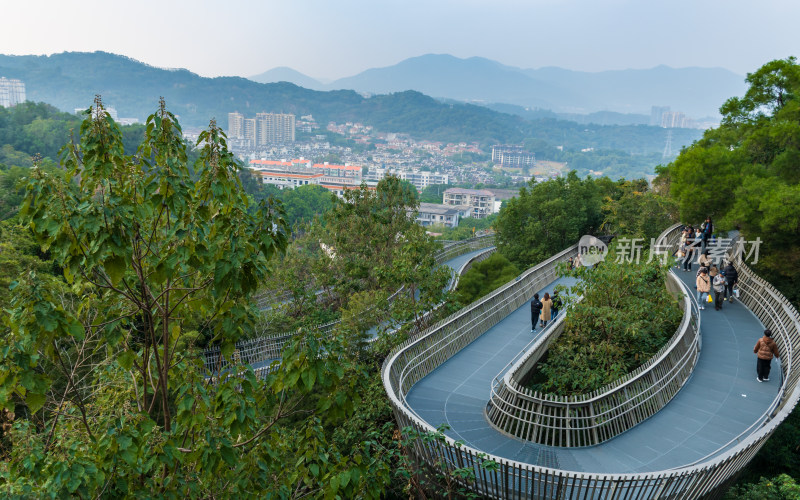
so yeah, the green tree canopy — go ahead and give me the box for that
[455,252,520,304]
[495,171,603,268]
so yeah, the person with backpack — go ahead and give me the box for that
[696,268,711,310]
[754,329,780,382]
[723,261,739,302]
[530,293,543,333]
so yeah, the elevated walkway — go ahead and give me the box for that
[406,269,780,473]
[384,224,800,498]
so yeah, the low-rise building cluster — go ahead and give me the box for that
[249,158,364,197]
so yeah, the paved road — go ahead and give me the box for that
[406,269,780,473]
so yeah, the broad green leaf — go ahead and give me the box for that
[104,254,127,285]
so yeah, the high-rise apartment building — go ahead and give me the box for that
[255,112,295,145]
[491,145,535,168]
[228,112,296,148]
[0,77,26,108]
[243,118,257,145]
[661,111,689,128]
[228,112,244,139]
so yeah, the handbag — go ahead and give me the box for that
[734,286,740,298]
[707,294,713,303]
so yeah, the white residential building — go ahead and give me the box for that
[443,188,496,219]
[415,203,460,228]
[365,166,449,191]
[228,111,244,139]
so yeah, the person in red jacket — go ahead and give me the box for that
[754,329,780,382]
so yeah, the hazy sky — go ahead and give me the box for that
[3,0,798,80]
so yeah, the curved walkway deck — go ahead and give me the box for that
[406,268,780,473]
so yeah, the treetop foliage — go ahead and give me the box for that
[495,171,603,269]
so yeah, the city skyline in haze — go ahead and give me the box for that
[1,0,797,81]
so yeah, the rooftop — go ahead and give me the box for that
[418,203,462,216]
[444,187,495,196]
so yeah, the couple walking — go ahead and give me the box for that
[530,292,559,332]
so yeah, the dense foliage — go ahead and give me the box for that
[455,252,520,304]
[0,102,81,162]
[526,254,682,395]
[258,175,449,340]
[599,178,679,242]
[724,474,800,500]
[419,183,447,204]
[495,171,603,269]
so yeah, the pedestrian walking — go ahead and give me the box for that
[696,268,711,310]
[530,293,543,332]
[683,234,695,272]
[754,329,780,382]
[701,217,713,252]
[712,271,726,310]
[540,293,553,328]
[723,261,739,302]
[551,291,561,318]
[698,250,712,271]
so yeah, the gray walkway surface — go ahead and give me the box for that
[406,269,780,473]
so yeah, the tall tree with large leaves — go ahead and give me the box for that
[13,96,288,428]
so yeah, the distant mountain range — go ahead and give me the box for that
[250,54,746,119]
[0,51,703,160]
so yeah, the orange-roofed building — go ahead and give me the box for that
[249,159,364,197]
